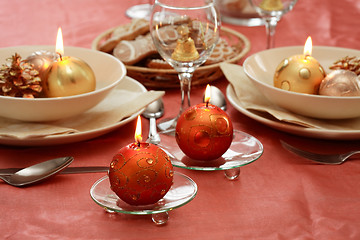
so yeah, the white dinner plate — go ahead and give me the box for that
[227,84,360,140]
[0,77,146,146]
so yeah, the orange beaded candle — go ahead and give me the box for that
[109,116,174,206]
[175,85,233,161]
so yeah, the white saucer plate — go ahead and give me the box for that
[0,77,146,146]
[90,172,197,215]
[227,84,360,140]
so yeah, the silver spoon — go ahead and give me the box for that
[142,98,164,144]
[0,156,73,187]
[202,85,227,110]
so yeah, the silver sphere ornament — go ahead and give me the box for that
[319,70,360,97]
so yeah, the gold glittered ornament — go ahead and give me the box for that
[171,25,199,62]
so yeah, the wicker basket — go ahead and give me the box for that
[92,26,250,88]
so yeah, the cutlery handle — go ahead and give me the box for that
[0,166,109,175]
[147,117,161,145]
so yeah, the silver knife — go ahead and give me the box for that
[0,166,109,175]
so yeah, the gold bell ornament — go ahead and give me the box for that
[171,25,200,62]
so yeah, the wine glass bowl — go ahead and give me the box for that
[249,0,298,49]
[125,1,152,20]
[150,0,220,130]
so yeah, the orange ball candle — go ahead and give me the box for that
[109,116,174,206]
[175,85,233,161]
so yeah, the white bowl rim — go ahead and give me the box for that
[0,45,126,102]
[243,45,360,100]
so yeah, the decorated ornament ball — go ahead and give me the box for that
[175,103,233,161]
[108,142,174,206]
[319,70,360,96]
[274,54,326,94]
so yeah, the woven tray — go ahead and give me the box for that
[92,25,250,89]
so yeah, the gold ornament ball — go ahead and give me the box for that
[274,55,326,94]
[43,56,96,98]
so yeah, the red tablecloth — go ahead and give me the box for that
[1,0,360,239]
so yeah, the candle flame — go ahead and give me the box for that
[204,84,211,104]
[303,36,312,57]
[56,27,64,57]
[135,115,142,144]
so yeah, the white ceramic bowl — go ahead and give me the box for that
[243,46,360,119]
[0,46,126,122]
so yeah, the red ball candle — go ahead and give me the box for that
[175,85,233,161]
[109,116,174,206]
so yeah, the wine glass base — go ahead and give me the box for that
[221,15,265,27]
[125,4,151,20]
[157,117,178,132]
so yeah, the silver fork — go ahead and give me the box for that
[280,140,360,165]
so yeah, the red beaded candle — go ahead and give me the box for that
[175,85,233,161]
[108,116,174,206]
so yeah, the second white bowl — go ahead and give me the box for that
[243,46,360,119]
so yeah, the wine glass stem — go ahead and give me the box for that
[178,72,193,116]
[265,17,278,49]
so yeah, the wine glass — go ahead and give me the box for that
[150,0,220,131]
[249,0,298,49]
[126,0,152,20]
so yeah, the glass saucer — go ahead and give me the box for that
[90,172,197,224]
[158,130,263,178]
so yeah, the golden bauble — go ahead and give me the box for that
[171,38,199,62]
[274,55,326,94]
[43,56,96,98]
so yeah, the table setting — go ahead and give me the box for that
[1,0,360,239]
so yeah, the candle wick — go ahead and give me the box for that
[206,101,209,107]
[137,141,140,147]
[57,52,63,61]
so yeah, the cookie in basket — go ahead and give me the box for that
[205,38,238,65]
[113,33,157,65]
[98,18,149,53]
[113,25,182,66]
[147,59,173,69]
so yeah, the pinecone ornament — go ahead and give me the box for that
[0,53,43,98]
